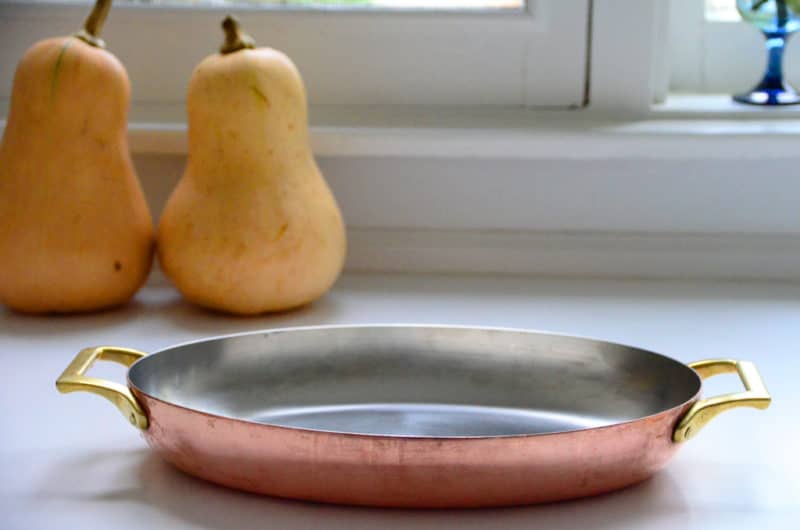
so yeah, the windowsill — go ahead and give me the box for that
[2,94,799,280]
[654,93,800,119]
[3,94,800,159]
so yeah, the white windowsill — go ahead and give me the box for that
[3,94,800,280]
[655,93,800,118]
[3,94,800,159]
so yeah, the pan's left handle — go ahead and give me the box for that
[56,346,149,430]
[673,359,770,442]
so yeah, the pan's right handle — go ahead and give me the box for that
[56,346,149,430]
[673,359,770,442]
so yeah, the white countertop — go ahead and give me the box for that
[2,273,798,529]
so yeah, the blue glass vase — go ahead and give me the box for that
[734,0,800,105]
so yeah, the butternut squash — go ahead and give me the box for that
[0,0,153,313]
[157,17,346,315]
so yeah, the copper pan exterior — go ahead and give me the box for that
[134,389,693,508]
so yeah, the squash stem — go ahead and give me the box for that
[220,15,256,54]
[74,0,112,48]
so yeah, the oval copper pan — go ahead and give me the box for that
[57,326,770,508]
[134,388,694,508]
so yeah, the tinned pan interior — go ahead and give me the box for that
[128,325,701,437]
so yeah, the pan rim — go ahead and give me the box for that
[127,324,703,441]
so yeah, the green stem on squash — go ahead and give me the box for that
[220,15,256,55]
[74,0,113,48]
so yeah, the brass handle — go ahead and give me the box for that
[56,346,149,430]
[673,359,771,442]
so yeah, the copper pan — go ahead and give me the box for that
[56,325,770,508]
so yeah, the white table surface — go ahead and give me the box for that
[2,273,798,530]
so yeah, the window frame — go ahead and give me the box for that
[0,0,592,109]
[0,0,675,114]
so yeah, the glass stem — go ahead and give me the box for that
[759,32,789,90]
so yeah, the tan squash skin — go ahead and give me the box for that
[0,34,154,314]
[158,20,346,315]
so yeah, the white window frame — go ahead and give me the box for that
[669,0,800,94]
[0,1,675,114]
[0,0,592,108]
